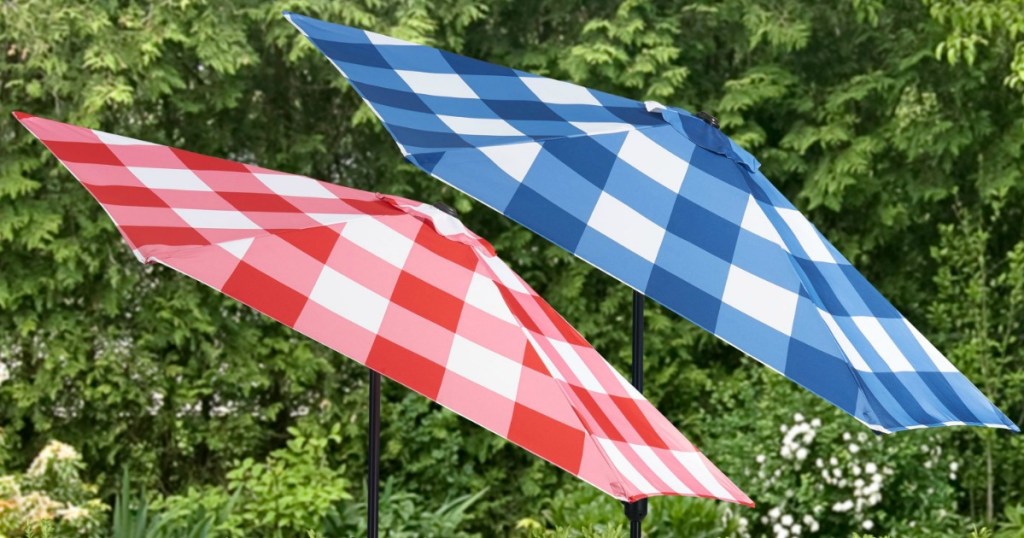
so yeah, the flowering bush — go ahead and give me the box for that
[0,441,106,537]
[741,412,965,537]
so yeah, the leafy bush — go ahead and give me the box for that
[994,505,1024,538]
[0,441,106,537]
[322,478,487,537]
[153,424,350,538]
[112,470,237,538]
[513,480,743,537]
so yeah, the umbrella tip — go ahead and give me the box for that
[696,111,720,129]
[11,111,31,121]
[431,202,459,218]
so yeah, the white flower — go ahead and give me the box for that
[21,491,61,522]
[803,515,816,526]
[0,475,21,497]
[815,458,824,468]
[756,454,767,464]
[852,464,862,476]
[865,462,878,474]
[829,457,839,466]
[0,361,9,384]
[842,432,852,441]
[863,519,875,531]
[811,418,822,428]
[28,441,81,476]
[773,524,789,538]
[832,500,854,512]
[769,507,782,519]
[848,443,860,454]
[792,524,802,535]
[796,448,809,461]
[794,413,805,423]
[949,462,959,472]
[57,505,90,522]
[782,514,794,526]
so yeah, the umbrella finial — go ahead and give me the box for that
[431,201,459,218]
[696,111,720,129]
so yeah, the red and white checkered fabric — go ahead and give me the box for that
[15,112,752,506]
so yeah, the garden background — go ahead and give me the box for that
[1,0,1023,536]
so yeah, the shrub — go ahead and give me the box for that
[0,441,106,537]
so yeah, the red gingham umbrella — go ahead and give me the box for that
[14,112,751,506]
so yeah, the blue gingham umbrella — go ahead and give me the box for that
[286,13,1018,434]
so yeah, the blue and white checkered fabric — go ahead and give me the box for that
[287,12,1018,434]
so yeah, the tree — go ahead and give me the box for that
[1,0,1022,535]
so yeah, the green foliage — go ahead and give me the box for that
[153,424,349,538]
[0,441,106,537]
[513,481,742,537]
[323,479,487,537]
[1,0,1023,535]
[927,202,1024,524]
[994,505,1024,538]
[696,366,976,537]
[111,469,234,538]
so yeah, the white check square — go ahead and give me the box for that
[588,192,666,263]
[396,70,479,99]
[310,266,389,333]
[722,264,799,336]
[254,173,336,199]
[446,335,522,400]
[130,167,211,192]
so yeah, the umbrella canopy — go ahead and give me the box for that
[285,13,1018,434]
[14,112,752,505]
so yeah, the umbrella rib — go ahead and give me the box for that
[132,214,383,264]
[734,170,884,432]
[402,123,670,154]
[468,257,636,499]
[282,13,667,155]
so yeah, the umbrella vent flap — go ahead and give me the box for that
[377,193,497,256]
[644,101,761,173]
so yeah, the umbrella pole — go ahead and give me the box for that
[623,290,648,537]
[368,370,381,538]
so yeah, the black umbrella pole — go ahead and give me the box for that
[623,290,648,537]
[368,370,381,538]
